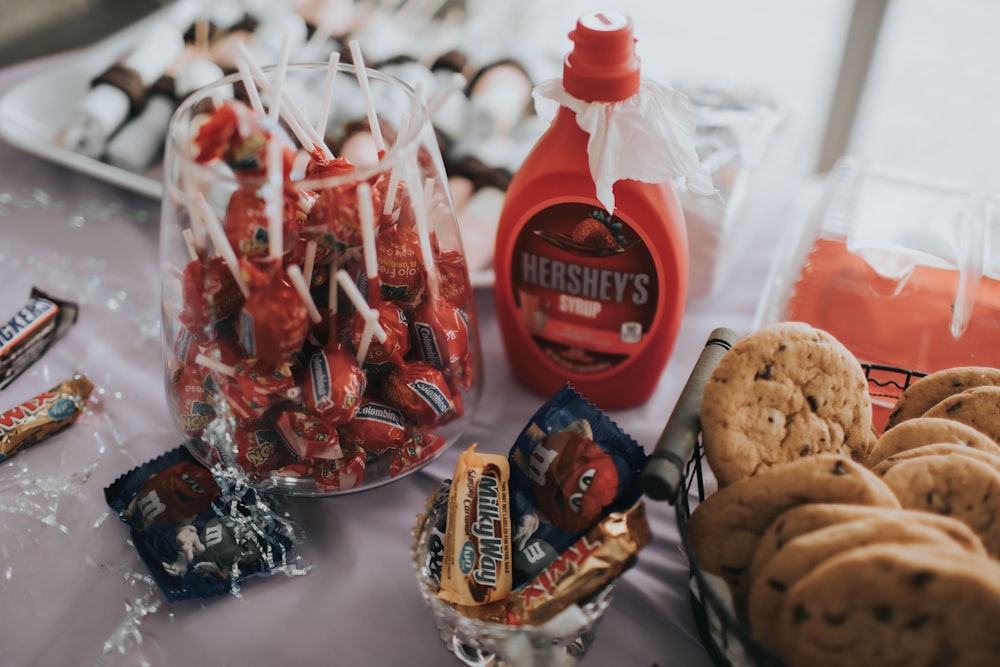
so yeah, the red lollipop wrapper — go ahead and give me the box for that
[410,296,473,390]
[338,399,407,455]
[382,361,459,427]
[180,256,245,328]
[172,320,212,368]
[303,344,366,424]
[307,177,383,249]
[221,362,296,424]
[389,431,446,477]
[193,100,296,181]
[232,418,291,476]
[223,187,301,262]
[436,250,474,310]
[277,446,366,492]
[273,407,344,461]
[377,217,424,307]
[236,260,309,370]
[170,362,218,437]
[346,299,410,373]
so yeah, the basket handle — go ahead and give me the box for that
[641,327,737,502]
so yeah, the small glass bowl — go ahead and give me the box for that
[411,491,615,666]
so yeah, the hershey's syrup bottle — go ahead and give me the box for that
[492,10,689,409]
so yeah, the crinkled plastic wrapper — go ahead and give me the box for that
[507,384,648,588]
[105,446,306,602]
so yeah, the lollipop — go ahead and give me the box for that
[382,360,458,427]
[302,344,366,425]
[277,446,366,492]
[338,399,408,455]
[272,407,344,461]
[170,361,217,437]
[232,418,292,477]
[180,254,246,328]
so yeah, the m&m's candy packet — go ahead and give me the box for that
[507,385,648,587]
[105,446,305,602]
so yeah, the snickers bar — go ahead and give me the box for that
[0,288,79,389]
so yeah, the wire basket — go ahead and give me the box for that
[641,329,926,667]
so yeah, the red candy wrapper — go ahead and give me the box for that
[180,256,245,328]
[272,407,344,461]
[338,399,407,454]
[389,431,446,477]
[302,345,365,424]
[170,363,217,437]
[278,446,366,492]
[377,217,424,306]
[383,361,459,427]
[347,299,410,373]
[236,261,309,370]
[410,297,473,390]
[223,187,301,262]
[232,419,292,476]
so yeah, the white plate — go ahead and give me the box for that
[0,11,167,199]
[0,13,497,288]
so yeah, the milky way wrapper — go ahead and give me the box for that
[437,444,513,606]
[0,374,93,462]
[507,501,651,626]
[0,288,79,389]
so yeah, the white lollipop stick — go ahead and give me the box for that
[234,57,265,115]
[193,193,250,297]
[348,40,385,155]
[381,119,410,218]
[328,260,338,314]
[408,166,439,299]
[194,352,237,377]
[358,182,378,281]
[286,264,323,324]
[336,269,388,364]
[268,37,291,124]
[182,228,199,261]
[267,139,284,261]
[315,51,341,140]
[303,240,318,286]
[235,42,331,157]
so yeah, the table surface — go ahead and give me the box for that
[0,48,799,667]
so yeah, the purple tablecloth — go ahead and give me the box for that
[0,50,794,667]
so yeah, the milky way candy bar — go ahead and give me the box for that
[437,444,513,606]
[0,288,79,389]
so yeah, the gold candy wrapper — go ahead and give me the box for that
[437,444,513,606]
[507,501,651,626]
[0,374,94,462]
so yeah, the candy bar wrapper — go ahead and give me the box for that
[105,446,305,602]
[508,384,648,587]
[507,501,651,626]
[0,374,93,462]
[437,444,513,606]
[0,288,79,389]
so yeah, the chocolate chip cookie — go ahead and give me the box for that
[772,544,1000,667]
[884,366,1000,431]
[922,385,1000,442]
[748,516,976,652]
[700,322,876,487]
[866,416,1000,467]
[881,454,1000,558]
[748,503,985,591]
[687,454,900,618]
[871,442,1000,476]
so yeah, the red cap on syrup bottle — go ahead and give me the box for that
[562,11,641,102]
